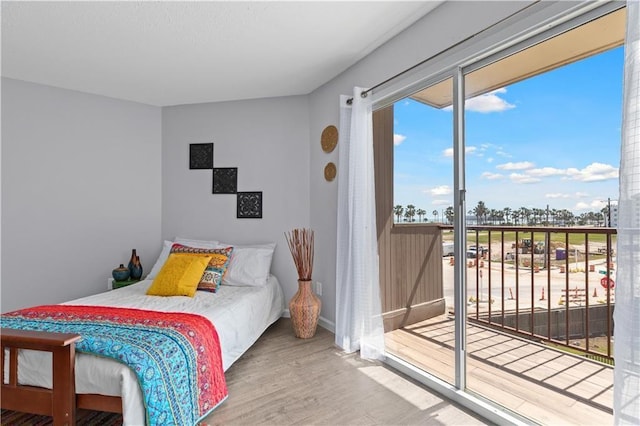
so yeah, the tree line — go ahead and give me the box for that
[394,201,613,227]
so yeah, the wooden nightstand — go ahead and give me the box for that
[108,278,140,290]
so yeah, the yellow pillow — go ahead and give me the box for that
[146,253,212,297]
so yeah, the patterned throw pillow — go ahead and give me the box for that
[170,244,233,292]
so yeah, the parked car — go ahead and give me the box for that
[442,242,454,257]
[467,245,488,258]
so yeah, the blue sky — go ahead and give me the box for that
[393,46,623,219]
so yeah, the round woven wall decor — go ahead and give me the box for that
[324,162,337,182]
[321,125,338,153]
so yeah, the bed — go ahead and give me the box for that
[2,240,286,425]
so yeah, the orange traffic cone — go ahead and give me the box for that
[540,287,545,301]
[593,287,598,298]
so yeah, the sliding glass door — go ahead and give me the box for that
[380,3,623,423]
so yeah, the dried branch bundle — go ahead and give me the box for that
[285,228,314,280]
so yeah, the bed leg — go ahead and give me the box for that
[51,343,76,425]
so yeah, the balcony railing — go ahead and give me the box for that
[461,225,616,363]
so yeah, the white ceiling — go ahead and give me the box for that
[1,1,442,107]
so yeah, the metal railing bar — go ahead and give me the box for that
[584,232,590,353]
[462,225,615,363]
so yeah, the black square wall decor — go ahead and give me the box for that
[237,192,263,219]
[189,143,214,169]
[213,168,238,194]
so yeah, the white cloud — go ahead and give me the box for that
[574,202,590,210]
[442,146,477,158]
[492,163,617,185]
[565,162,619,182]
[394,134,407,146]
[509,173,541,184]
[527,167,567,177]
[464,88,516,113]
[427,185,452,196]
[487,157,494,163]
[481,172,503,180]
[575,199,608,211]
[432,199,450,206]
[496,161,535,171]
[547,192,593,200]
[496,150,511,158]
[591,199,608,209]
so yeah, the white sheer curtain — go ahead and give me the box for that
[335,87,385,360]
[614,1,640,424]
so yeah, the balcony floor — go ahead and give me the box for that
[385,314,613,425]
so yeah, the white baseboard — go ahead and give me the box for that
[282,309,335,334]
[318,316,335,333]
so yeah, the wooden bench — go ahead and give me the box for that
[2,328,80,425]
[1,328,122,425]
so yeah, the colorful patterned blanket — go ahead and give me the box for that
[2,305,228,425]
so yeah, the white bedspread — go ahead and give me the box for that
[4,276,285,426]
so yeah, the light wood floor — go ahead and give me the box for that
[203,318,489,426]
[385,314,613,426]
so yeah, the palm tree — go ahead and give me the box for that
[405,204,416,222]
[432,209,438,223]
[473,201,488,225]
[558,209,574,226]
[417,209,426,222]
[578,212,588,226]
[531,208,541,225]
[512,210,520,225]
[601,206,610,227]
[489,209,502,225]
[538,207,547,225]
[519,207,531,225]
[503,207,512,225]
[445,206,454,224]
[393,205,404,223]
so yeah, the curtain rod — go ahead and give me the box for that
[344,30,477,105]
[345,2,538,105]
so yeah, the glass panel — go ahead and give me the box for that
[463,38,621,424]
[383,77,456,386]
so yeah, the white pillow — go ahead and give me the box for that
[174,237,219,249]
[146,238,220,280]
[218,242,276,287]
[146,240,174,280]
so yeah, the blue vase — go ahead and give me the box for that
[112,264,130,282]
[128,249,143,280]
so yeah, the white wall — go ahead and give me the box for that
[161,96,310,304]
[1,78,162,312]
